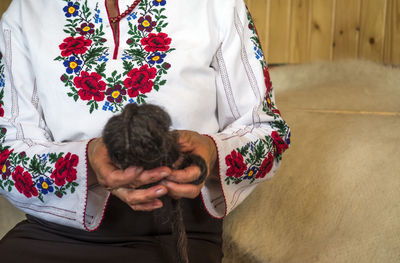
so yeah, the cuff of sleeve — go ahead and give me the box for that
[201,133,260,219]
[200,135,227,219]
[83,139,110,231]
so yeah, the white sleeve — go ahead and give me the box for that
[0,1,109,231]
[201,0,291,218]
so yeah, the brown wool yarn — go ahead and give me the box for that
[102,103,208,263]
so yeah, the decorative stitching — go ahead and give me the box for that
[215,46,240,120]
[6,196,76,214]
[233,8,262,127]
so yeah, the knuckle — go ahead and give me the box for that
[187,187,200,199]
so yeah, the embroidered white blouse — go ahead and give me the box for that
[0,0,290,231]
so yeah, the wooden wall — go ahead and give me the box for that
[1,0,399,65]
[245,0,400,65]
[0,1,11,18]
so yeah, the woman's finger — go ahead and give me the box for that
[162,180,202,199]
[167,165,202,184]
[112,184,168,206]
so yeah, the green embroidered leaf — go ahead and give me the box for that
[123,60,134,75]
[272,120,289,137]
[29,155,46,176]
[238,144,249,157]
[38,194,44,203]
[73,94,79,102]
[159,79,167,86]
[153,85,159,91]
[95,62,107,78]
[49,153,64,164]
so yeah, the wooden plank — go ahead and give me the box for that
[333,0,362,60]
[309,0,335,61]
[384,0,393,63]
[289,0,311,63]
[267,0,292,64]
[0,0,12,17]
[359,0,388,62]
[387,0,400,64]
[393,0,400,64]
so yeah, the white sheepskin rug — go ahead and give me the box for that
[222,60,400,263]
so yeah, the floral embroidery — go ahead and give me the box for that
[55,0,174,113]
[138,15,156,32]
[74,71,106,101]
[0,134,79,202]
[76,22,95,36]
[224,130,289,185]
[245,9,281,119]
[63,2,80,17]
[0,52,5,117]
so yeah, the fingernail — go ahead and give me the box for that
[156,188,166,196]
[160,171,170,177]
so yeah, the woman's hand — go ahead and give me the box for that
[163,130,218,199]
[87,138,170,211]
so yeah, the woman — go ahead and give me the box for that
[0,0,290,262]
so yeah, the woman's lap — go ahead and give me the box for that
[0,196,223,263]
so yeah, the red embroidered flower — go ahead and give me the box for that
[12,166,39,198]
[51,153,79,187]
[123,65,157,97]
[225,150,247,178]
[272,109,281,115]
[59,36,92,57]
[74,71,106,101]
[140,33,171,52]
[0,148,13,168]
[264,67,272,93]
[271,131,288,155]
[0,103,4,117]
[256,152,273,179]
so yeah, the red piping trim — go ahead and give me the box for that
[105,0,121,60]
[83,138,110,232]
[200,134,227,220]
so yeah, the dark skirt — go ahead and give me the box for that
[0,195,223,263]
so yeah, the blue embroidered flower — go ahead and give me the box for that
[254,46,264,60]
[127,12,137,21]
[286,131,291,146]
[0,73,5,88]
[121,53,133,60]
[129,98,136,104]
[63,57,82,74]
[37,177,54,195]
[40,153,49,163]
[243,166,259,180]
[95,9,103,23]
[102,101,110,111]
[147,52,166,65]
[152,0,166,6]
[97,53,110,62]
[63,2,80,18]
